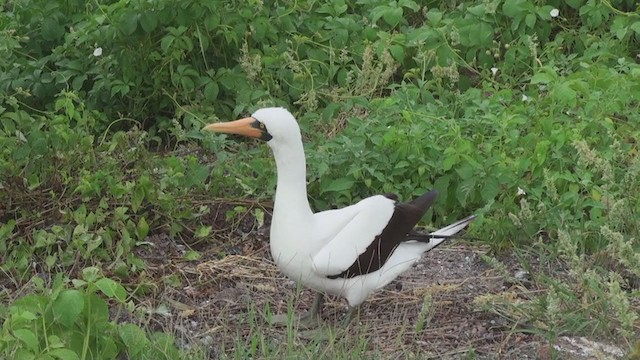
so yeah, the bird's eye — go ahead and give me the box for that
[259,123,265,129]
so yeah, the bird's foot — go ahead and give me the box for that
[341,306,359,327]
[268,310,323,329]
[268,293,325,329]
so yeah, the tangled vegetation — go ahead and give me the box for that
[1,0,639,358]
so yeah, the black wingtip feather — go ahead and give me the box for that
[409,189,438,212]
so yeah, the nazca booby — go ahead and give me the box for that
[204,107,475,323]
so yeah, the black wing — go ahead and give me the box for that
[327,190,438,279]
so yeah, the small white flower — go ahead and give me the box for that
[93,47,103,57]
[550,8,559,18]
[521,94,528,101]
[491,67,498,76]
[517,187,526,196]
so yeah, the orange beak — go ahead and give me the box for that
[203,117,263,138]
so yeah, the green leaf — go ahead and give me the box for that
[140,11,158,33]
[389,45,404,62]
[132,185,144,213]
[136,217,149,241]
[95,278,127,302]
[456,177,476,206]
[565,0,585,9]
[383,7,403,27]
[204,81,219,101]
[530,72,556,84]
[87,293,110,324]
[41,18,65,41]
[323,177,355,193]
[194,226,211,238]
[13,329,38,351]
[160,35,174,53]
[481,177,500,202]
[525,13,536,28]
[426,10,443,26]
[82,267,100,282]
[551,81,577,106]
[49,349,80,360]
[120,11,140,35]
[118,323,149,355]
[53,290,84,328]
[184,250,201,261]
[502,0,526,17]
[611,16,630,40]
[14,348,36,360]
[534,140,551,165]
[462,22,493,47]
[442,152,459,171]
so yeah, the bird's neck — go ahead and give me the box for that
[271,139,313,221]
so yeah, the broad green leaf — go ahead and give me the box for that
[194,226,211,238]
[481,177,500,202]
[611,16,630,40]
[184,250,201,261]
[534,140,551,165]
[389,45,404,62]
[14,348,36,360]
[456,177,476,206]
[136,217,149,241]
[120,11,139,35]
[442,154,459,171]
[49,349,80,360]
[160,35,174,53]
[204,81,219,101]
[41,18,65,41]
[455,161,476,180]
[468,23,493,46]
[323,177,355,193]
[131,186,144,213]
[52,290,84,328]
[118,323,149,355]
[565,0,585,9]
[13,329,38,351]
[140,11,158,33]
[95,278,127,302]
[467,4,485,17]
[502,0,526,17]
[530,72,556,84]
[383,7,403,27]
[525,13,536,28]
[87,293,110,324]
[426,10,443,26]
[551,81,577,106]
[204,13,220,31]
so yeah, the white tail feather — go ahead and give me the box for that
[431,215,476,237]
[424,215,476,249]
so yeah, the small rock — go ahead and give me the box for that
[553,336,624,359]
[202,335,214,346]
[515,269,530,281]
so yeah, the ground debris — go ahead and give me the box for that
[553,336,625,359]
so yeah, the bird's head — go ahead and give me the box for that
[203,107,301,146]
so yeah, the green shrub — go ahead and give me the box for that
[0,268,182,360]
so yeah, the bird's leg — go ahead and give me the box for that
[341,305,359,326]
[299,293,325,322]
[268,293,325,327]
